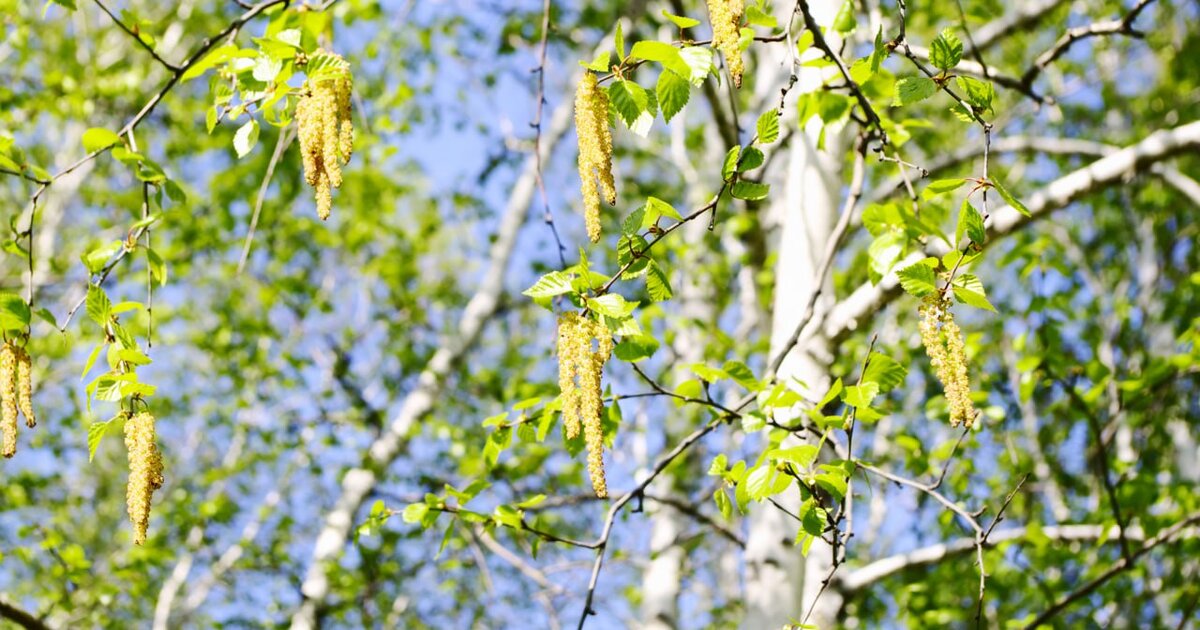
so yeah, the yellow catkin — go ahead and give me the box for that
[574,73,616,243]
[556,313,614,498]
[15,347,34,428]
[296,51,354,221]
[0,342,17,458]
[919,296,976,427]
[706,0,745,88]
[125,411,165,546]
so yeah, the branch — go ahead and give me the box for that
[839,518,1196,592]
[288,95,575,630]
[1025,511,1200,628]
[968,0,1069,54]
[92,0,180,71]
[0,598,50,630]
[824,120,1200,344]
[1019,0,1155,89]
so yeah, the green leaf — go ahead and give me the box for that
[608,80,656,136]
[661,10,701,29]
[678,46,714,86]
[722,145,741,180]
[929,28,963,71]
[615,22,625,62]
[0,293,31,332]
[522,271,574,298]
[756,109,780,144]
[714,487,733,520]
[629,41,691,79]
[645,196,683,222]
[952,273,997,311]
[844,382,879,408]
[745,5,777,28]
[233,119,260,158]
[588,294,637,318]
[85,285,112,326]
[956,76,995,114]
[923,178,967,198]
[737,147,764,172]
[82,128,122,153]
[832,0,857,33]
[768,445,819,469]
[581,51,611,72]
[722,360,762,391]
[991,178,1031,217]
[731,181,770,201]
[81,241,123,274]
[862,353,908,392]
[614,334,659,362]
[956,199,987,247]
[146,248,167,286]
[402,502,430,525]
[894,76,938,106]
[868,231,905,281]
[645,261,673,302]
[897,262,939,297]
[656,69,690,123]
[87,415,121,462]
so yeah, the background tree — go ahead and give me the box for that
[1,0,1198,628]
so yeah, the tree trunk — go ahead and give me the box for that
[744,2,845,626]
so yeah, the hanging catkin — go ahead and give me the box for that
[919,295,976,427]
[296,50,354,221]
[0,342,17,458]
[556,313,614,498]
[706,0,745,88]
[574,73,616,243]
[15,346,34,428]
[125,411,165,546]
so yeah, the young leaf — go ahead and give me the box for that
[614,334,659,362]
[0,293,31,332]
[897,262,938,297]
[522,271,574,298]
[929,28,963,71]
[661,10,700,29]
[82,128,122,153]
[85,285,112,326]
[233,119,260,158]
[756,109,780,144]
[87,415,121,462]
[629,41,691,79]
[991,178,1031,217]
[956,199,987,247]
[952,273,997,311]
[894,76,937,106]
[645,260,673,302]
[832,0,857,33]
[656,70,690,123]
[731,181,770,201]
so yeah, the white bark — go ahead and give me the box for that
[745,2,844,623]
[289,99,573,630]
[824,120,1200,345]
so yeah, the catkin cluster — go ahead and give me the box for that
[919,296,976,427]
[557,313,614,498]
[1,341,35,458]
[125,411,165,546]
[296,51,354,221]
[574,73,616,243]
[706,0,745,88]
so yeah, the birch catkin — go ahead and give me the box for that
[556,313,614,498]
[125,411,165,546]
[706,0,745,88]
[296,50,354,221]
[919,296,976,427]
[15,346,34,428]
[574,73,616,243]
[0,342,16,458]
